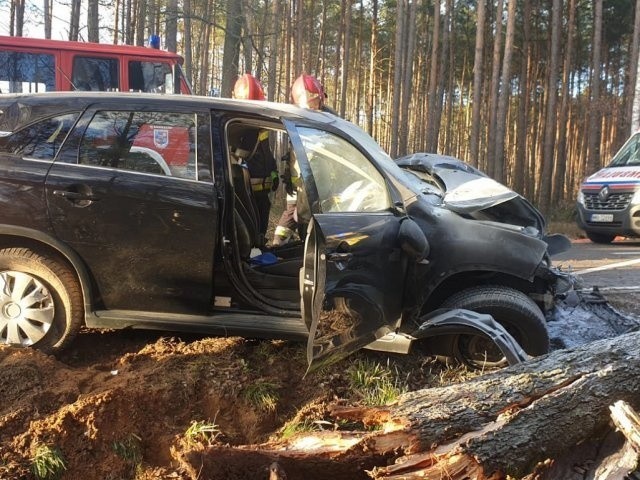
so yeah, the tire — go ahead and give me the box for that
[440,285,549,369]
[0,247,83,354]
[586,232,616,244]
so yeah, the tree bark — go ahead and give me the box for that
[493,0,517,185]
[340,0,353,119]
[366,0,378,135]
[389,0,406,158]
[587,0,603,175]
[221,0,243,97]
[425,0,440,153]
[165,0,178,53]
[630,0,640,134]
[538,0,562,215]
[469,0,485,169]
[179,331,640,479]
[486,0,504,179]
[87,0,99,42]
[398,0,417,156]
[553,0,576,205]
[44,0,52,39]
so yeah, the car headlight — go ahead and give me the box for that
[632,189,640,204]
[577,190,585,205]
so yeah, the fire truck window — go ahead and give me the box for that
[78,110,212,182]
[1,113,79,160]
[128,61,172,93]
[0,51,55,93]
[72,57,119,91]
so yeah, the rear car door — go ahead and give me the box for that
[285,122,409,370]
[45,103,218,314]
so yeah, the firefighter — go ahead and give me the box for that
[231,74,278,241]
[272,74,334,246]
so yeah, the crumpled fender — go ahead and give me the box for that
[411,308,529,366]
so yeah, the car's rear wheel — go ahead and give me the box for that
[440,285,549,369]
[0,248,83,354]
[586,232,616,244]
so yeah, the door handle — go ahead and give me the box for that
[52,189,99,203]
[327,252,353,262]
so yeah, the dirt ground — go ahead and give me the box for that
[1,326,473,480]
[2,260,639,479]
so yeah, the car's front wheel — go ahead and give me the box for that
[0,247,83,354]
[439,285,549,369]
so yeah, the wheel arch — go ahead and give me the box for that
[421,269,541,313]
[0,225,96,314]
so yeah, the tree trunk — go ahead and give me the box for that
[469,0,485,168]
[221,0,243,97]
[486,0,504,179]
[553,0,576,205]
[389,0,406,158]
[267,0,280,101]
[538,0,562,215]
[339,0,352,119]
[366,0,378,135]
[178,331,640,479]
[425,0,440,153]
[398,0,417,156]
[165,0,178,53]
[493,0,517,185]
[87,0,99,42]
[586,0,603,175]
[630,0,640,134]
[69,0,81,41]
[513,0,532,195]
[183,0,193,85]
[44,0,52,39]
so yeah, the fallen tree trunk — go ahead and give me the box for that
[180,331,640,479]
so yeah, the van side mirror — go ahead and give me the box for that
[398,218,429,261]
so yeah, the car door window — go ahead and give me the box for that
[72,56,119,91]
[78,110,212,181]
[297,127,391,213]
[0,113,78,160]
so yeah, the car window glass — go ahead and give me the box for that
[0,51,55,93]
[610,133,640,167]
[72,57,119,91]
[79,110,212,181]
[128,61,172,93]
[297,127,391,213]
[1,113,79,160]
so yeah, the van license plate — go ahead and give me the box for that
[591,213,614,222]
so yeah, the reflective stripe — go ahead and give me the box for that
[251,177,272,192]
[274,226,294,238]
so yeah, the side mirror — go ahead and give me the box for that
[398,218,430,261]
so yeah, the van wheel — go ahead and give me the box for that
[440,285,549,369]
[0,248,83,354]
[586,232,616,244]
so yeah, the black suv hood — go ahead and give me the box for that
[396,153,546,237]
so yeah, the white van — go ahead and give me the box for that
[576,132,640,243]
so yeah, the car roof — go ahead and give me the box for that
[0,91,338,128]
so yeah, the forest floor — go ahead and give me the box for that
[2,226,639,479]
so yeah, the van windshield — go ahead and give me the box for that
[610,132,640,167]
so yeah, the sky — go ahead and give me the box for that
[0,0,112,42]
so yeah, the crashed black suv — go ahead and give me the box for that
[0,92,571,369]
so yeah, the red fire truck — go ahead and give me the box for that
[0,35,191,95]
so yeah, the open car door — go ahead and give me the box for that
[284,121,412,371]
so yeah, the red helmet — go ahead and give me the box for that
[232,73,265,100]
[291,74,324,110]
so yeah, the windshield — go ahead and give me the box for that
[609,132,640,167]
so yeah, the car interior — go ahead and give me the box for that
[225,121,307,307]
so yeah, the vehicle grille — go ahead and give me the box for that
[584,192,633,211]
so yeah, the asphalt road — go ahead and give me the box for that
[550,238,640,318]
[553,238,640,290]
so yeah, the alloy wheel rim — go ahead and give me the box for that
[0,271,55,347]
